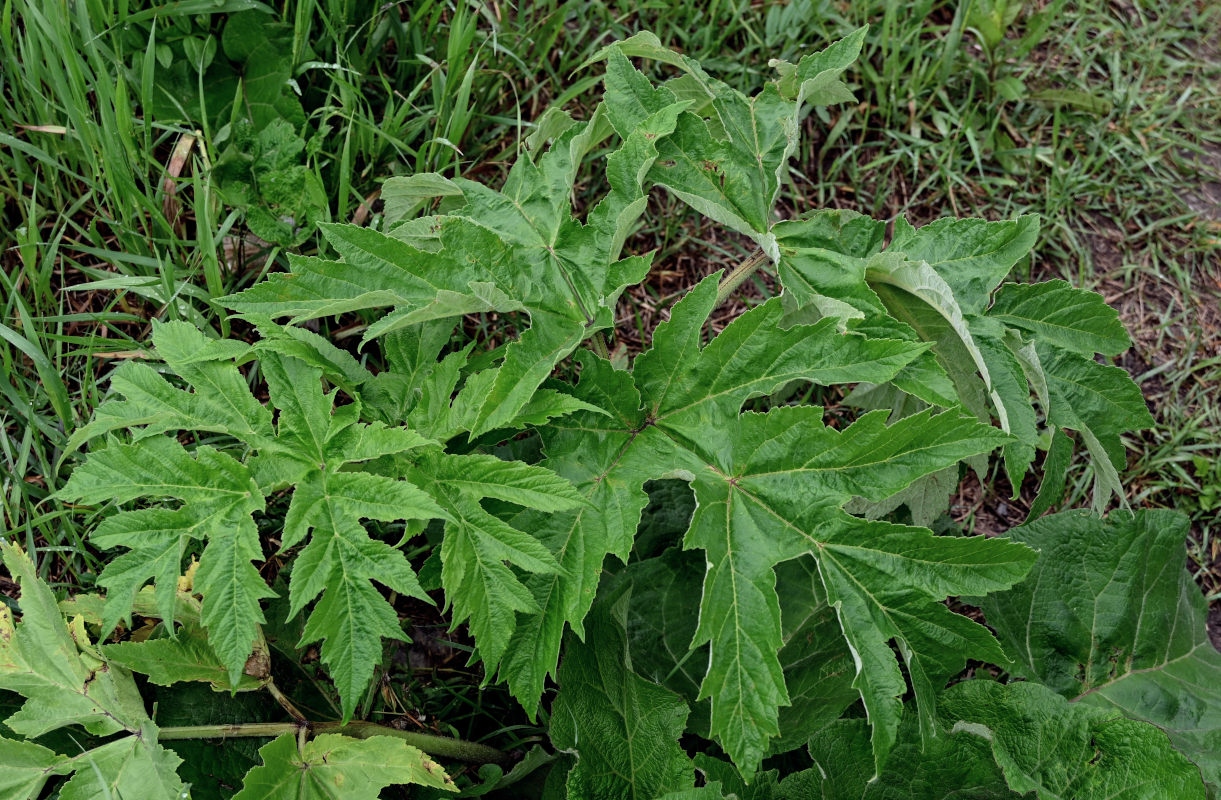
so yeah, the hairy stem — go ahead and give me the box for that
[715,248,769,307]
[591,331,611,360]
[156,720,509,764]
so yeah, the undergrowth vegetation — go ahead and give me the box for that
[1,2,1219,799]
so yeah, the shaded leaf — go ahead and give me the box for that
[980,510,1221,788]
[552,589,695,799]
[942,680,1206,799]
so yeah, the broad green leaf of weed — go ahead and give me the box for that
[260,353,441,718]
[103,620,265,691]
[213,119,329,247]
[598,28,867,261]
[972,318,1040,488]
[774,209,1150,510]
[61,321,448,713]
[772,212,959,408]
[54,723,186,800]
[0,737,73,800]
[769,558,861,754]
[616,551,859,757]
[807,715,1014,799]
[988,279,1131,357]
[887,215,1040,315]
[610,552,859,757]
[865,252,1011,443]
[941,681,1206,799]
[0,545,147,738]
[507,274,1032,777]
[222,96,688,437]
[811,678,1208,800]
[58,435,271,682]
[233,733,456,799]
[615,548,708,724]
[979,510,1221,790]
[250,315,374,392]
[399,450,583,674]
[64,321,271,456]
[1034,347,1153,512]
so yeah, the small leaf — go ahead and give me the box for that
[0,737,72,800]
[55,722,186,800]
[0,545,188,798]
[989,279,1131,356]
[103,622,264,691]
[0,544,145,738]
[887,215,1039,315]
[1039,346,1153,511]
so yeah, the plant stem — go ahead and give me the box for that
[156,720,509,765]
[591,331,611,360]
[265,680,307,724]
[715,248,769,308]
[158,722,295,740]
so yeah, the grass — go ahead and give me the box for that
[2,0,1218,674]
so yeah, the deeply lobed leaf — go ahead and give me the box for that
[519,274,1035,776]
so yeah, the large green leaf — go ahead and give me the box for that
[221,91,687,437]
[887,215,1039,315]
[498,270,928,716]
[616,548,708,721]
[58,435,270,680]
[527,275,1031,777]
[61,322,447,714]
[808,715,1013,799]
[988,279,1131,357]
[808,678,1208,800]
[54,724,187,800]
[771,208,1148,510]
[103,620,264,691]
[1037,347,1153,512]
[979,510,1221,789]
[401,450,582,674]
[769,557,860,754]
[615,550,860,758]
[261,353,441,719]
[0,737,72,800]
[233,734,456,799]
[63,323,270,455]
[0,546,145,739]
